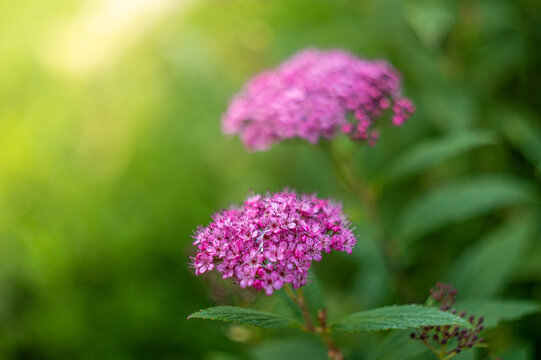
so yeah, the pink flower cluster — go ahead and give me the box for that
[191,191,357,295]
[223,48,415,151]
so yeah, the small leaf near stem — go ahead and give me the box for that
[284,285,343,360]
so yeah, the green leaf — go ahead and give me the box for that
[252,338,327,360]
[329,305,473,333]
[452,351,476,360]
[386,131,496,182]
[352,225,391,307]
[205,353,244,360]
[188,306,300,329]
[303,273,326,317]
[496,343,533,360]
[454,299,541,329]
[404,2,455,47]
[395,176,535,243]
[446,217,534,297]
[366,330,430,360]
[498,110,541,172]
[515,239,541,283]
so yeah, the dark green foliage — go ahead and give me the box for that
[395,176,536,243]
[454,299,541,329]
[446,217,535,298]
[251,338,328,360]
[385,131,496,183]
[1,0,541,359]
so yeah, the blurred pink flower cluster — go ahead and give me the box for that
[191,191,356,295]
[223,49,415,151]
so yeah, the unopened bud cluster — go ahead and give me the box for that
[411,282,485,356]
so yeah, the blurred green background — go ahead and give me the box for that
[1,0,540,359]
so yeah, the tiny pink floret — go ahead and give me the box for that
[223,48,415,151]
[191,191,357,295]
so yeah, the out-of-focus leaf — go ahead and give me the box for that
[385,131,496,183]
[252,338,327,360]
[420,89,476,132]
[303,273,326,317]
[330,305,473,332]
[405,2,455,47]
[499,112,541,175]
[515,239,541,283]
[497,343,533,360]
[446,217,534,298]
[352,225,391,307]
[454,299,541,329]
[205,352,243,360]
[366,330,430,360]
[188,306,299,329]
[452,350,476,360]
[395,176,535,243]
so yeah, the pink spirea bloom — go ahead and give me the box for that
[191,191,357,295]
[223,48,415,151]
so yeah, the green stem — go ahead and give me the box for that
[285,286,343,360]
[319,141,414,301]
[320,142,378,221]
[284,285,315,331]
[422,338,442,359]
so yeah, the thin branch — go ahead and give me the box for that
[319,141,417,301]
[284,286,343,360]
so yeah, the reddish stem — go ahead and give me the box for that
[285,286,343,360]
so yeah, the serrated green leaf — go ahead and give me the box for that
[446,217,534,298]
[188,306,300,329]
[454,299,541,329]
[329,305,473,333]
[395,176,535,243]
[386,131,496,182]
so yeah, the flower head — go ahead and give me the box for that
[223,48,415,151]
[191,190,357,295]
